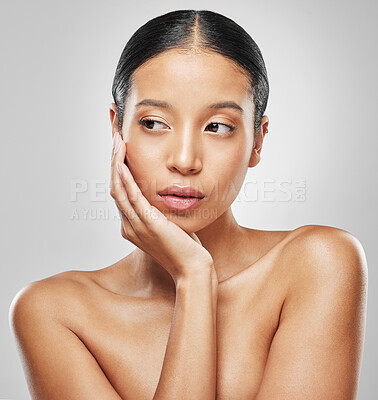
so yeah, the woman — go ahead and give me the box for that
[10,9,367,400]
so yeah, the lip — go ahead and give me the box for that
[158,185,205,211]
[158,185,205,198]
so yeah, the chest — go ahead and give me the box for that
[73,269,285,400]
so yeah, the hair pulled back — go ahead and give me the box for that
[112,9,269,137]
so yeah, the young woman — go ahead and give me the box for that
[10,9,367,400]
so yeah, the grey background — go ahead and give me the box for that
[1,0,377,398]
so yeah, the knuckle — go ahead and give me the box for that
[121,226,129,239]
[110,183,122,200]
[143,221,159,237]
[110,188,117,199]
[127,194,136,205]
[123,207,135,220]
[111,191,123,204]
[113,180,124,192]
[122,223,133,239]
[116,191,128,203]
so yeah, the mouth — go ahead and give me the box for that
[158,186,205,211]
[158,194,204,211]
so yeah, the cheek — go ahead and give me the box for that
[125,140,157,195]
[210,151,248,204]
[125,131,162,166]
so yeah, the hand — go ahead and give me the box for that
[110,131,215,283]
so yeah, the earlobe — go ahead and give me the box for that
[248,148,261,168]
[248,116,269,168]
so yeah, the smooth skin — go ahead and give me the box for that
[9,49,368,400]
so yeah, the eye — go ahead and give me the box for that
[205,122,236,136]
[138,118,236,136]
[138,118,169,131]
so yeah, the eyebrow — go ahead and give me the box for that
[135,99,244,114]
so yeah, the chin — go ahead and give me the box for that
[162,207,220,232]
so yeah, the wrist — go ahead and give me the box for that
[175,265,218,292]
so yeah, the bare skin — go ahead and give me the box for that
[9,49,367,400]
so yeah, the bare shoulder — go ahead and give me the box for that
[9,269,96,332]
[251,224,368,399]
[251,227,368,399]
[9,270,127,399]
[279,223,368,311]
[282,223,367,273]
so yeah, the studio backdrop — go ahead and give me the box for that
[1,0,377,399]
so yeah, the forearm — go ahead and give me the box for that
[152,267,218,400]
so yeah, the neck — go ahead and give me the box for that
[129,208,250,296]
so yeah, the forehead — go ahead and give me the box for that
[129,49,252,113]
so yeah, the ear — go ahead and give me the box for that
[109,103,119,140]
[248,115,269,168]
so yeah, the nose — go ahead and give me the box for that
[166,127,203,175]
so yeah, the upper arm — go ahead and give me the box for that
[255,226,368,400]
[9,279,123,400]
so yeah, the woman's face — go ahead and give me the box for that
[113,49,264,233]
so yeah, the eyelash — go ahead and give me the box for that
[138,118,236,136]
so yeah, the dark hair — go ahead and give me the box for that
[112,9,269,138]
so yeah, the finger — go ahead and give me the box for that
[115,139,164,225]
[110,132,140,225]
[118,207,140,244]
[110,132,126,196]
[116,159,163,226]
